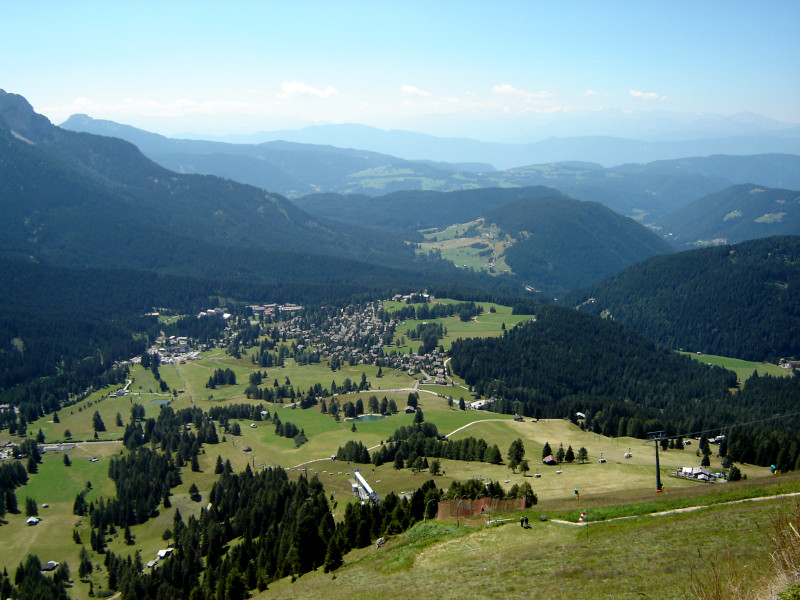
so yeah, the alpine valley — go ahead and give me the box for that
[1,89,799,600]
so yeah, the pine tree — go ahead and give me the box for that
[556,443,566,463]
[92,410,106,432]
[25,496,38,517]
[323,535,343,573]
[565,445,575,463]
[541,442,552,459]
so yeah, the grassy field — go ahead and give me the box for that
[417,220,514,274]
[684,352,789,384]
[3,304,796,599]
[387,300,531,353]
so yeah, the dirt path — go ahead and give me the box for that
[550,491,800,526]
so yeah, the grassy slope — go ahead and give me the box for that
[684,351,789,385]
[259,491,799,600]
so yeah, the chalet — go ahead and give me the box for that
[41,561,59,572]
[542,455,558,466]
[404,406,416,414]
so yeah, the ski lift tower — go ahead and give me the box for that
[647,431,667,492]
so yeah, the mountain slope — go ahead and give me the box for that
[563,235,800,361]
[60,114,800,222]
[656,184,800,248]
[294,186,569,231]
[0,90,420,273]
[61,113,481,198]
[482,196,674,291]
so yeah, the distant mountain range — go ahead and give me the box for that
[173,116,800,169]
[0,90,451,285]
[61,114,800,224]
[4,88,799,302]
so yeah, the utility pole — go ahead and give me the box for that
[647,431,666,492]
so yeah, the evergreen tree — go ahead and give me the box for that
[323,535,343,573]
[541,442,553,459]
[507,438,525,472]
[25,497,38,517]
[565,445,575,463]
[92,410,106,432]
[189,483,200,501]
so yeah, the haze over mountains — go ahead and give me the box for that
[61,113,800,238]
[173,112,800,169]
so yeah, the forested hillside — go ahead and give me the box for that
[450,304,736,429]
[482,196,674,291]
[656,184,800,248]
[0,92,422,272]
[449,304,800,471]
[564,235,800,361]
[293,186,568,231]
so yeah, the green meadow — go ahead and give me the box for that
[684,351,789,384]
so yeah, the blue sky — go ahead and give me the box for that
[3,1,799,138]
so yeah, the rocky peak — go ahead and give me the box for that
[0,90,54,143]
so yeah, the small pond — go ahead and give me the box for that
[345,414,386,422]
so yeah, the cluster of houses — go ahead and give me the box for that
[249,302,303,318]
[266,301,454,381]
[136,334,206,367]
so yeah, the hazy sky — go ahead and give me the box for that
[3,1,799,138]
